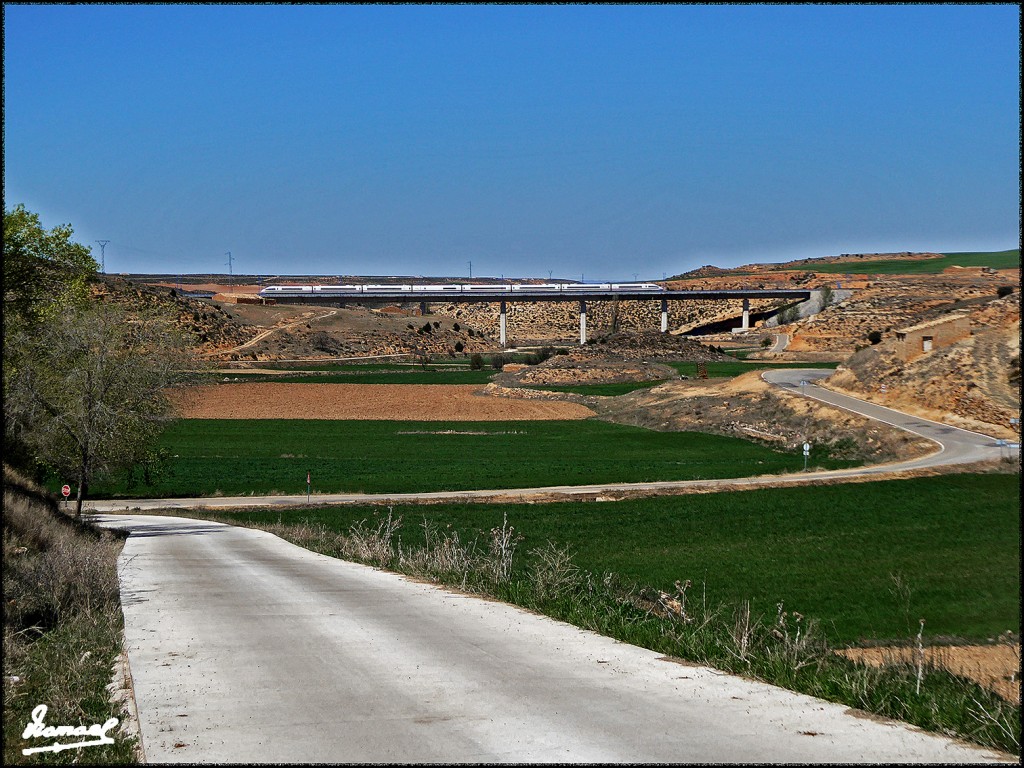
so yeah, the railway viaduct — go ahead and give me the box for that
[266,287,815,346]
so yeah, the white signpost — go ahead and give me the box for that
[802,442,810,471]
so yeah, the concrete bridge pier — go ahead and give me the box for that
[660,298,669,333]
[741,298,750,330]
[579,300,587,345]
[499,300,507,347]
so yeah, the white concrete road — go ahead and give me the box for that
[97,513,1013,763]
[86,369,1012,514]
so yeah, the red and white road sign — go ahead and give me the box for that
[61,485,71,498]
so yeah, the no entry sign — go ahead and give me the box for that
[61,485,71,498]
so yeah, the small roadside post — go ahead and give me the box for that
[61,484,71,509]
[306,470,311,504]
[802,442,811,471]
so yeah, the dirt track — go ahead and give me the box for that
[175,383,595,420]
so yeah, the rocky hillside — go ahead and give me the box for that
[93,276,251,354]
[438,296,788,341]
[778,275,1015,356]
[823,294,1020,438]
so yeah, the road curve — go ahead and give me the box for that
[96,513,1013,763]
[86,369,1011,513]
[771,333,790,353]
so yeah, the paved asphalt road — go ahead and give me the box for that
[96,513,1013,763]
[86,369,1012,514]
[770,333,789,353]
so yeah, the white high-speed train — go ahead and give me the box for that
[259,282,664,297]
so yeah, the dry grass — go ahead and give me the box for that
[3,465,137,764]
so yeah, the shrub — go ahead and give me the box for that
[490,354,509,370]
[421,322,433,334]
[997,285,1015,298]
[453,322,461,332]
[310,331,340,353]
[524,347,556,366]
[867,330,883,345]
[469,353,484,370]
[777,306,799,325]
[454,341,465,353]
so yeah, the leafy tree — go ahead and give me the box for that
[5,302,197,516]
[4,205,99,472]
[3,204,97,333]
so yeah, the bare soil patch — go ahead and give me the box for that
[838,644,1020,704]
[174,384,595,421]
[589,371,936,463]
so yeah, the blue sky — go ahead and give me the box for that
[3,4,1019,279]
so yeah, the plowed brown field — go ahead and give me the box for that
[175,383,595,420]
[839,644,1020,703]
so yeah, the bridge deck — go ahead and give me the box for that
[264,289,812,303]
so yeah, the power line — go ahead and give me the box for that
[95,240,110,273]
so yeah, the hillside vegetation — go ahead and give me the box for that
[2,466,136,764]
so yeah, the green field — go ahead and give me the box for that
[808,249,1020,275]
[84,419,858,498]
[668,360,839,378]
[523,380,665,396]
[205,473,1020,645]
[514,361,842,395]
[212,360,840,386]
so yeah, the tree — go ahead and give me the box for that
[4,205,99,473]
[3,204,97,341]
[5,300,198,516]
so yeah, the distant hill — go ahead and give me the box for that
[805,250,1020,275]
[668,249,1019,280]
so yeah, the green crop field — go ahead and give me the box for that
[207,473,1020,645]
[523,380,665,396]
[520,362,841,394]
[669,361,839,378]
[808,249,1020,275]
[84,419,858,498]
